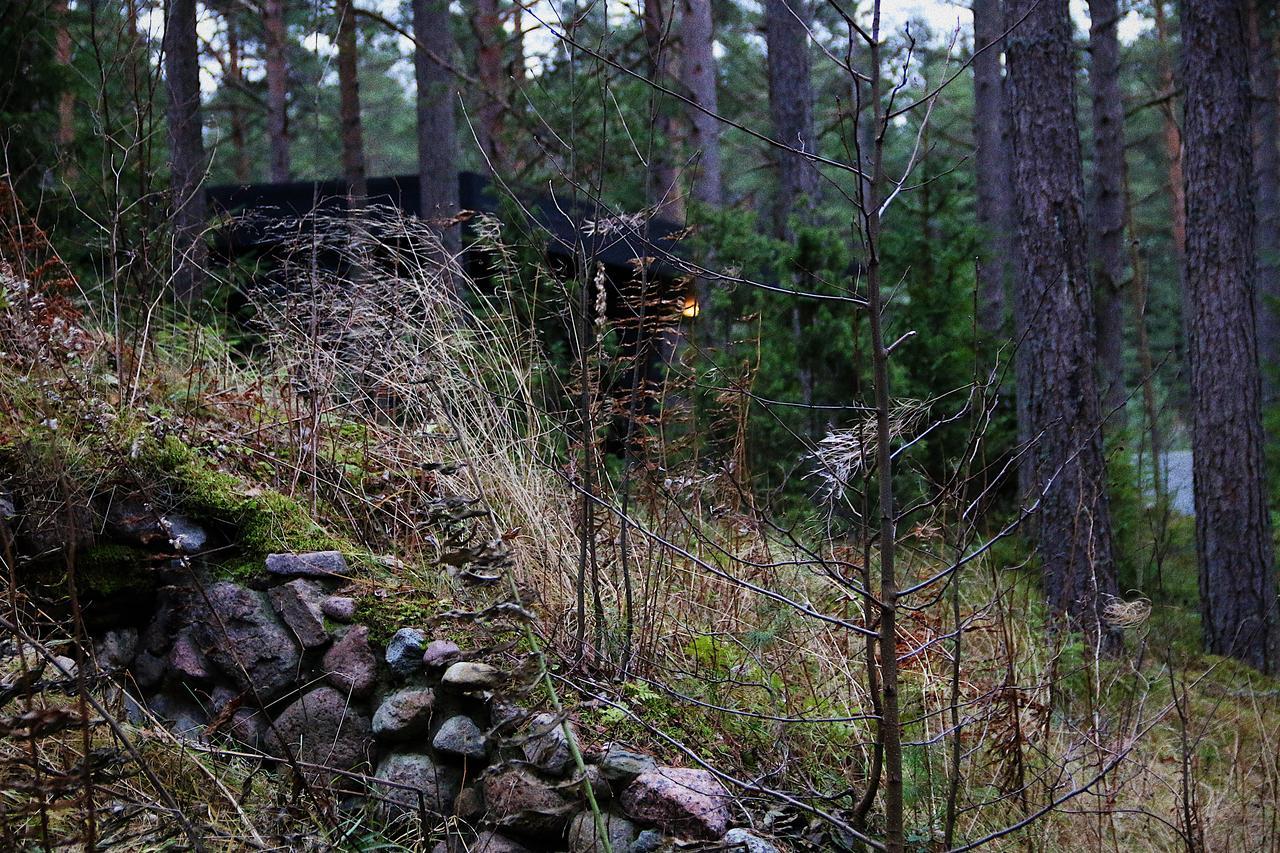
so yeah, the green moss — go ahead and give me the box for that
[353,594,442,645]
[144,435,346,578]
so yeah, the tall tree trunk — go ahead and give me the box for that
[225,6,251,183]
[1087,0,1128,429]
[335,0,367,206]
[765,0,817,433]
[1249,0,1280,408]
[680,0,721,207]
[643,0,683,219]
[1154,0,1186,259]
[472,0,507,172]
[765,0,816,236]
[164,0,208,304]
[265,0,291,183]
[1004,0,1119,644]
[55,0,74,154]
[972,0,1014,335]
[1182,0,1278,674]
[414,0,460,253]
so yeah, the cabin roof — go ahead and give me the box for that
[206,171,685,280]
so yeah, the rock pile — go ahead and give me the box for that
[95,551,780,853]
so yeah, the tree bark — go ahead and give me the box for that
[765,0,817,433]
[643,0,683,219]
[765,0,816,237]
[225,6,251,183]
[265,0,292,183]
[1153,0,1186,260]
[1004,0,1119,643]
[472,0,507,173]
[164,0,208,304]
[679,0,722,207]
[1182,0,1278,674]
[335,0,367,206]
[1087,0,1128,429]
[972,0,1014,335]
[1249,0,1280,408]
[414,0,460,253]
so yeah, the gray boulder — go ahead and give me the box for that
[432,715,487,761]
[522,712,573,775]
[168,628,211,681]
[600,744,657,785]
[265,550,348,578]
[95,627,138,670]
[195,581,301,703]
[385,628,426,678]
[268,579,329,649]
[482,765,574,837]
[722,828,781,853]
[441,661,501,691]
[321,596,357,622]
[322,625,378,698]
[422,639,461,669]
[373,752,460,818]
[568,811,640,852]
[163,514,207,553]
[372,687,436,740]
[620,768,731,840]
[264,686,374,780]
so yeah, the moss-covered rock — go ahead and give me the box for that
[143,435,348,579]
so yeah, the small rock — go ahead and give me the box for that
[268,579,329,649]
[523,712,573,775]
[265,550,348,578]
[373,687,436,740]
[385,628,426,678]
[1,643,47,692]
[454,784,485,820]
[373,752,460,818]
[631,830,665,853]
[95,627,138,670]
[723,828,781,853]
[620,768,731,840]
[194,581,301,703]
[264,687,374,779]
[600,744,657,785]
[566,765,613,803]
[131,649,166,689]
[321,596,357,622]
[441,661,501,691]
[482,765,574,836]
[162,514,207,553]
[50,655,79,681]
[568,811,639,852]
[149,692,207,741]
[322,625,378,698]
[433,715,486,761]
[168,629,211,681]
[489,697,527,734]
[226,707,267,749]
[422,639,461,668]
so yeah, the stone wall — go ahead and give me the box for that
[92,549,780,853]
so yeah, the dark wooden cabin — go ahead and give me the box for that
[205,172,693,450]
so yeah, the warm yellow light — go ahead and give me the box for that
[682,297,700,318]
